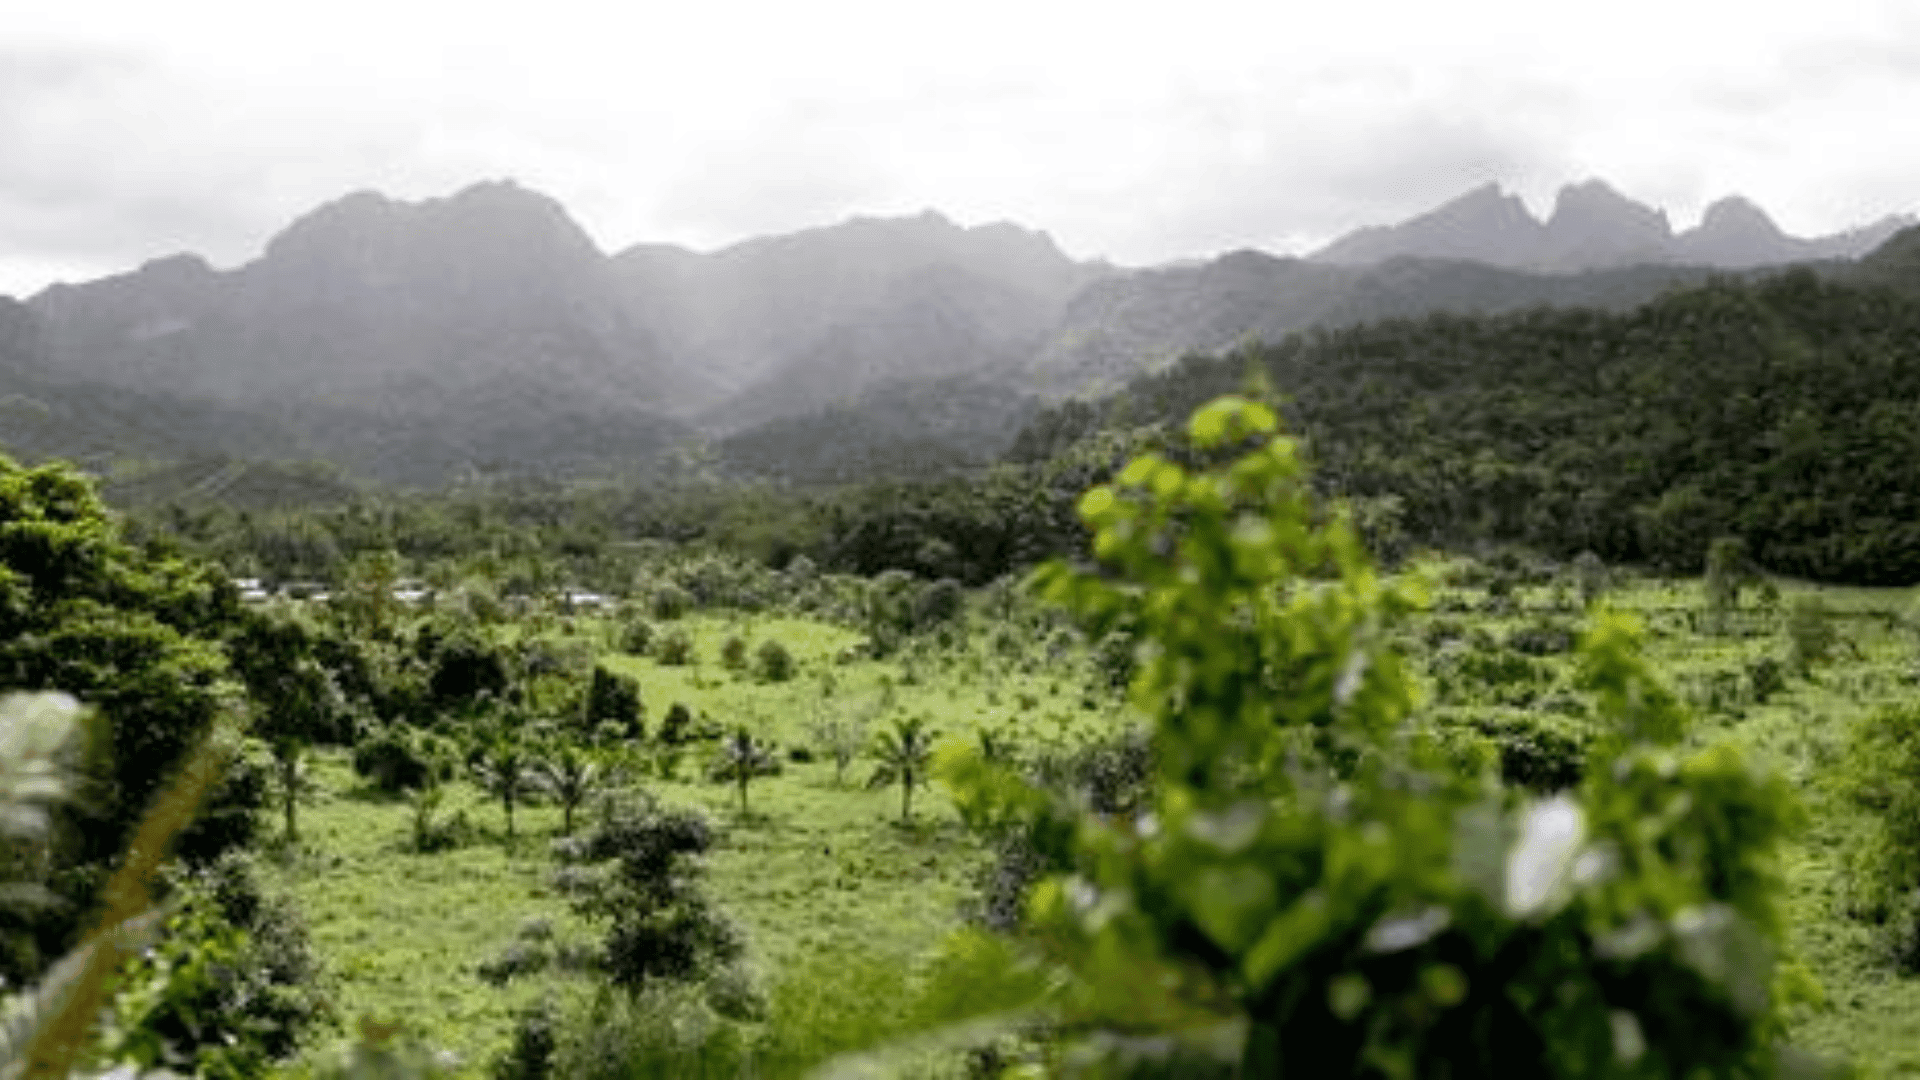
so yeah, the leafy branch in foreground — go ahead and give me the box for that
[1,692,232,1080]
[924,395,1830,1078]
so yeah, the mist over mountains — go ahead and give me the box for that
[3,178,1914,489]
[1310,180,1914,271]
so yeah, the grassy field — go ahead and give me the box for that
[268,610,1127,1075]
[263,580,1920,1076]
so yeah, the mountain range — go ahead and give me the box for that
[3,178,1914,490]
[1309,180,1914,271]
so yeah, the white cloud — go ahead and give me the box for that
[0,0,1916,294]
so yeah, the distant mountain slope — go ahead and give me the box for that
[1026,249,1729,392]
[9,178,1914,491]
[1010,251,1920,584]
[30,180,708,412]
[611,210,1108,428]
[1311,180,1914,272]
[714,375,1040,485]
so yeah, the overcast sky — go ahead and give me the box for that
[3,0,1917,297]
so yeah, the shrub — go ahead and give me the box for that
[492,997,558,1080]
[720,635,749,672]
[564,806,742,991]
[1840,703,1920,969]
[659,702,693,745]
[617,619,654,656]
[655,629,694,667]
[583,666,643,739]
[1506,616,1578,656]
[649,584,692,621]
[98,852,329,1076]
[1747,654,1788,703]
[755,639,795,682]
[930,395,1814,1077]
[353,725,440,793]
[1786,594,1838,675]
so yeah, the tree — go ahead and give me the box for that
[714,728,773,815]
[532,744,603,836]
[473,718,537,843]
[808,703,875,787]
[869,715,936,824]
[926,396,1817,1077]
[0,455,247,985]
[583,665,643,740]
[230,611,343,844]
[1704,536,1752,634]
[560,806,741,992]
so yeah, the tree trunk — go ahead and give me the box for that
[901,769,912,823]
[277,751,299,843]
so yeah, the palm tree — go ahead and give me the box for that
[472,735,535,842]
[533,744,603,835]
[717,728,772,815]
[869,715,937,823]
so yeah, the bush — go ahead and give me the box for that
[932,395,1814,1077]
[563,806,742,991]
[492,997,559,1080]
[650,584,693,621]
[550,988,750,1080]
[659,702,693,745]
[1840,702,1920,969]
[720,635,749,672]
[656,629,694,667]
[755,639,795,682]
[97,852,329,1076]
[1505,616,1578,656]
[617,619,654,656]
[1787,594,1838,675]
[353,725,443,793]
[584,665,643,739]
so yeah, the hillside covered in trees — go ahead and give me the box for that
[1011,235,1920,585]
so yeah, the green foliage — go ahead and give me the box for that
[616,618,654,657]
[1837,703,1920,968]
[711,729,776,815]
[1570,551,1609,609]
[869,715,937,824]
[654,629,694,667]
[1704,537,1753,633]
[720,635,749,672]
[472,719,538,842]
[95,852,328,1079]
[558,805,742,994]
[808,706,874,787]
[352,725,449,794]
[1014,271,1920,585]
[658,702,693,745]
[755,639,795,683]
[1786,595,1839,676]
[0,455,245,984]
[584,665,643,740]
[935,395,1820,1077]
[648,584,692,622]
[532,744,606,836]
[231,610,347,843]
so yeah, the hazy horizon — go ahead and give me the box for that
[5,0,1917,296]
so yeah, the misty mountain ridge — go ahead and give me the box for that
[1311,179,1916,271]
[6,177,1917,487]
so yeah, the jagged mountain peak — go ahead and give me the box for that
[263,179,602,270]
[1546,179,1671,238]
[1309,181,1543,267]
[1696,195,1782,236]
